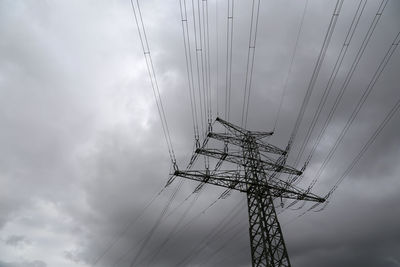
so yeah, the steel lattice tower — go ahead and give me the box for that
[173,117,325,267]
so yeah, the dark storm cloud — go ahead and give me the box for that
[1,0,399,267]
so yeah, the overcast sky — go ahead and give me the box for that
[1,0,400,267]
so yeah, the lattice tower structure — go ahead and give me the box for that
[174,117,325,267]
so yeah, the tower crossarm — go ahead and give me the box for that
[208,132,285,155]
[216,117,250,135]
[195,148,302,176]
[173,170,325,203]
[216,117,274,139]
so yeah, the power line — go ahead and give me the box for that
[201,0,213,128]
[215,0,220,117]
[308,26,398,191]
[176,198,246,266]
[212,237,249,266]
[288,0,367,185]
[298,0,389,188]
[191,0,207,138]
[109,181,183,267]
[142,149,228,264]
[144,195,230,265]
[111,231,147,267]
[194,0,209,132]
[146,147,232,263]
[326,53,400,197]
[91,188,164,266]
[125,1,198,264]
[143,192,201,266]
[286,0,344,154]
[286,44,400,222]
[171,192,226,238]
[179,0,201,145]
[197,220,246,266]
[273,0,309,132]
[241,0,261,128]
[164,189,195,220]
[225,0,234,121]
[128,179,184,267]
[181,198,248,266]
[285,13,394,216]
[112,148,200,266]
[130,0,177,169]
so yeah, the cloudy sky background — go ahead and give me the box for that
[0,0,399,266]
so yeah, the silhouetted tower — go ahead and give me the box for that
[174,117,325,267]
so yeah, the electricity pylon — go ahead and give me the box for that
[173,117,325,267]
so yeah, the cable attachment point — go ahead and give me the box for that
[172,160,179,172]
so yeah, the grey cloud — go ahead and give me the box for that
[1,0,400,267]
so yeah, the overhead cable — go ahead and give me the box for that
[191,0,207,138]
[225,0,234,121]
[198,221,246,266]
[179,0,201,145]
[308,27,399,190]
[326,54,400,197]
[128,179,184,267]
[215,0,220,117]
[144,193,201,266]
[176,198,245,266]
[241,0,261,128]
[91,188,164,266]
[201,0,213,128]
[288,0,367,185]
[286,0,344,153]
[299,0,389,188]
[286,47,400,222]
[130,0,177,168]
[273,0,309,132]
